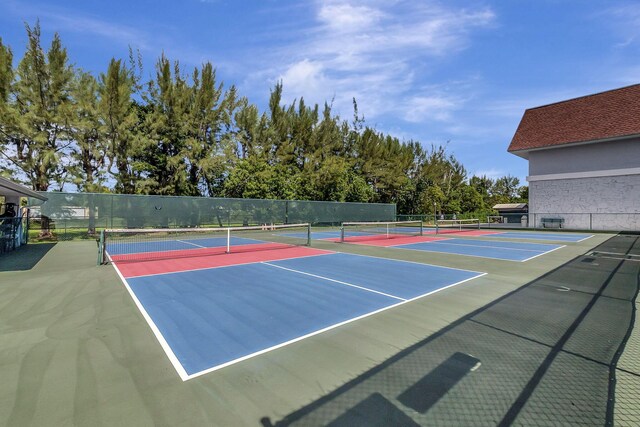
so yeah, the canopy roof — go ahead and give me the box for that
[0,177,48,201]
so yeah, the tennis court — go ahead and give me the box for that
[2,221,638,426]
[484,231,593,242]
[289,226,592,245]
[391,238,564,262]
[320,222,566,261]
[106,228,485,380]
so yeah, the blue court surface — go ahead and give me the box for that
[119,252,484,380]
[393,238,564,261]
[486,231,592,242]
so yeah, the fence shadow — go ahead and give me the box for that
[261,233,639,426]
[0,243,57,272]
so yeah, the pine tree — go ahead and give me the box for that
[100,57,139,194]
[1,23,74,190]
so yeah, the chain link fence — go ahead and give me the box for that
[27,192,396,240]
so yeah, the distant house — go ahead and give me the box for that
[508,84,640,230]
[492,203,528,224]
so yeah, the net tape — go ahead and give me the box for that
[340,220,423,242]
[99,223,311,264]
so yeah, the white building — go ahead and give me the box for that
[508,84,640,231]
[0,177,48,253]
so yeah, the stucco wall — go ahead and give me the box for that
[528,137,640,176]
[529,174,640,230]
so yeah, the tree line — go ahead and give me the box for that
[0,23,527,216]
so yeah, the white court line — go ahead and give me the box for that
[110,261,189,381]
[176,239,206,248]
[121,251,336,279]
[110,251,488,381]
[185,271,487,380]
[386,245,530,262]
[402,240,556,253]
[497,232,593,243]
[340,251,485,275]
[519,244,566,262]
[261,262,406,301]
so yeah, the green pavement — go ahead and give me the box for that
[0,231,638,426]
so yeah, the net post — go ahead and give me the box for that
[419,221,423,236]
[226,228,231,253]
[386,224,389,239]
[97,229,105,265]
[306,223,311,246]
[340,223,345,242]
[435,220,440,235]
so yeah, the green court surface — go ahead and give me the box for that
[0,230,638,426]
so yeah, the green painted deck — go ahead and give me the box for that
[0,231,638,426]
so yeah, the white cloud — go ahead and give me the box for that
[404,95,458,123]
[257,1,495,123]
[318,3,384,32]
[600,4,640,47]
[472,168,507,180]
[2,1,152,49]
[279,59,328,103]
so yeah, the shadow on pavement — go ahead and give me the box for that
[0,243,57,272]
[261,233,640,426]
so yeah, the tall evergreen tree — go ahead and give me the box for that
[0,23,74,190]
[70,71,107,192]
[100,57,139,193]
[0,37,15,178]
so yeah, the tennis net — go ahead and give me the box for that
[340,220,423,243]
[98,223,311,264]
[435,219,481,234]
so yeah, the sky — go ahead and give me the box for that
[2,0,640,185]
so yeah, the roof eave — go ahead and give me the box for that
[0,177,48,201]
[508,132,640,158]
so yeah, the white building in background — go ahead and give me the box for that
[508,84,640,231]
[0,177,48,253]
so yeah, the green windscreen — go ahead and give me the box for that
[28,192,396,234]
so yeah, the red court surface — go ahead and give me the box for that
[340,235,448,247]
[114,246,333,278]
[431,230,503,237]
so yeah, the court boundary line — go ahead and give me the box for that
[388,244,547,262]
[390,239,559,253]
[339,235,450,246]
[520,244,567,262]
[262,262,406,301]
[339,251,485,275]
[184,270,487,380]
[176,239,206,248]
[110,261,190,381]
[486,231,594,243]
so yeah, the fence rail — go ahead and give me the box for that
[528,213,640,231]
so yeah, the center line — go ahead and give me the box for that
[262,262,406,301]
[177,239,206,248]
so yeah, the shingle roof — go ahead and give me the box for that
[508,84,640,152]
